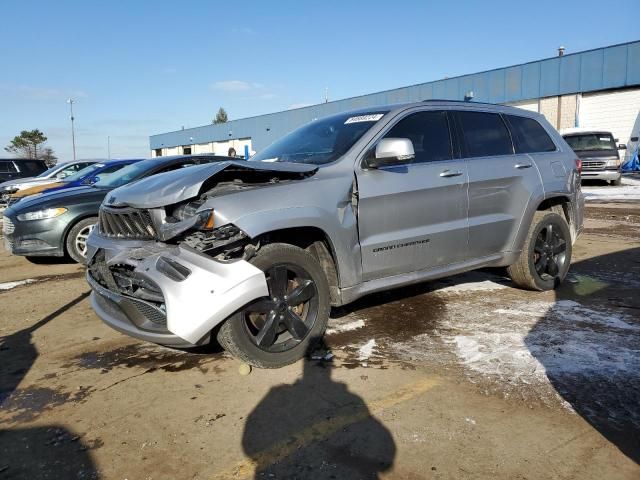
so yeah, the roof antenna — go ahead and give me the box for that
[324,87,329,103]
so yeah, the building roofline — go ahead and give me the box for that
[151,40,640,139]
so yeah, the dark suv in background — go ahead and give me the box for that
[0,158,48,183]
[561,130,624,185]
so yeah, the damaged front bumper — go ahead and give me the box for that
[85,232,268,347]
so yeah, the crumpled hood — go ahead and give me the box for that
[106,160,318,208]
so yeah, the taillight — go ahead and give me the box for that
[575,158,582,174]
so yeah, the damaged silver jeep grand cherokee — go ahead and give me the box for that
[86,101,584,368]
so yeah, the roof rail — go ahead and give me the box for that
[421,99,498,106]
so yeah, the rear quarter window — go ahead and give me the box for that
[0,161,18,173]
[456,111,513,158]
[505,115,556,153]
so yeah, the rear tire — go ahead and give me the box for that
[65,217,97,264]
[507,211,572,291]
[217,243,330,368]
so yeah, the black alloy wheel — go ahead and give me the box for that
[242,263,319,352]
[533,223,568,281]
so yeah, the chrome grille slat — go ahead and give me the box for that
[2,218,15,235]
[98,206,155,240]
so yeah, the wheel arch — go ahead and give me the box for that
[62,213,99,255]
[253,226,341,305]
[512,194,575,254]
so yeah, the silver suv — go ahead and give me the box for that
[85,101,584,368]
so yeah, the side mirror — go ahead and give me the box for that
[618,144,627,150]
[367,138,415,168]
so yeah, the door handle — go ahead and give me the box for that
[440,170,463,178]
[515,163,533,169]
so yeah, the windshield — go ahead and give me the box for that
[564,133,616,152]
[93,160,154,188]
[250,111,388,165]
[63,163,104,182]
[36,163,66,178]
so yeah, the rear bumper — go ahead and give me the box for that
[580,170,621,181]
[86,232,269,346]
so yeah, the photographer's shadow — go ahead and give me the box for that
[242,359,396,479]
[525,247,640,464]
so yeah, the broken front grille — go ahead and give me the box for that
[88,250,167,328]
[99,206,156,239]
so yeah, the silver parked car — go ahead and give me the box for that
[0,160,97,205]
[85,101,584,368]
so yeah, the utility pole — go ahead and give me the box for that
[67,98,77,161]
[107,136,111,160]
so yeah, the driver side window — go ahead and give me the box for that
[384,111,452,164]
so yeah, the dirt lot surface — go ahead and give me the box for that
[1,201,639,479]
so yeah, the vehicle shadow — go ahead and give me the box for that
[25,255,76,265]
[242,357,396,479]
[0,291,100,479]
[525,246,640,464]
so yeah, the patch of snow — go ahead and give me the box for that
[0,279,36,290]
[326,319,365,335]
[358,339,377,361]
[449,299,639,383]
[436,280,508,293]
[582,176,640,201]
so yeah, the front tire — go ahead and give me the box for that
[610,177,622,186]
[507,211,572,291]
[65,217,97,264]
[217,243,330,368]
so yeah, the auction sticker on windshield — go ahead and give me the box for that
[344,114,385,124]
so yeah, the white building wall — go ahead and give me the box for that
[579,88,640,159]
[507,99,539,112]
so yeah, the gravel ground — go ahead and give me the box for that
[0,197,639,479]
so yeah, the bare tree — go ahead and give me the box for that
[41,147,58,167]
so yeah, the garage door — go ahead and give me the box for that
[506,100,539,113]
[580,88,640,160]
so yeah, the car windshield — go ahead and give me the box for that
[62,163,105,182]
[250,111,389,165]
[564,133,616,152]
[36,163,67,178]
[93,160,155,188]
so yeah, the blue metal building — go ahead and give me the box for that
[150,41,640,157]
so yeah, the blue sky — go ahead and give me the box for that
[0,0,637,160]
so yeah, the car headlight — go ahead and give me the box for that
[170,201,215,230]
[17,207,68,221]
[605,158,621,167]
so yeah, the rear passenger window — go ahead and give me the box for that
[0,161,18,173]
[457,111,513,157]
[21,161,46,174]
[384,111,452,163]
[505,115,556,153]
